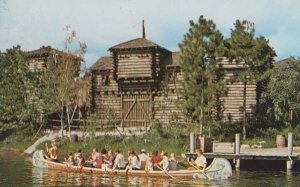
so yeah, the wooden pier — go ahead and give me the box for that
[187,133,300,170]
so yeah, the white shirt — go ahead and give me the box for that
[138,153,149,162]
[160,156,170,170]
[194,155,207,167]
[129,155,140,169]
[113,153,126,169]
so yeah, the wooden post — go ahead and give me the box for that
[235,133,241,169]
[190,133,195,153]
[287,132,293,170]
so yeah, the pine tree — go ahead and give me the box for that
[179,15,224,134]
[226,20,276,139]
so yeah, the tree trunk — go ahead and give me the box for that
[60,104,64,137]
[242,81,247,140]
[199,88,204,135]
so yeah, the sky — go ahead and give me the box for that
[0,0,300,67]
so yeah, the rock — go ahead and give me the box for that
[241,144,251,149]
[251,144,262,149]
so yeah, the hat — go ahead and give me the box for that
[141,149,146,153]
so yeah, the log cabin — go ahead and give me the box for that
[90,29,257,129]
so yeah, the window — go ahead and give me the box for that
[101,74,109,86]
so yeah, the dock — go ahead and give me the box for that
[187,133,299,170]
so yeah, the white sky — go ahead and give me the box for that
[1,0,300,67]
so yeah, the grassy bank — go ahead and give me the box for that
[2,122,300,159]
[0,131,43,153]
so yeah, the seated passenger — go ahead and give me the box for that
[169,153,178,171]
[156,151,169,171]
[45,140,59,162]
[152,150,163,170]
[112,149,126,170]
[145,153,153,171]
[91,148,102,168]
[103,150,115,170]
[138,149,149,170]
[190,149,207,172]
[74,149,85,167]
[64,152,75,166]
[125,151,141,174]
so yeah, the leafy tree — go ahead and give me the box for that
[264,58,300,128]
[179,15,224,134]
[39,26,88,138]
[225,20,276,139]
[0,46,38,132]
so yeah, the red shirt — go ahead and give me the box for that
[152,156,162,164]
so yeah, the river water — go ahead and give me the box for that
[0,152,300,187]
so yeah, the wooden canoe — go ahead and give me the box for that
[32,150,232,179]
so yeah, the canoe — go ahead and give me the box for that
[32,150,232,179]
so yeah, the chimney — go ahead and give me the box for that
[142,20,146,39]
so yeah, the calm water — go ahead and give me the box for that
[0,153,300,187]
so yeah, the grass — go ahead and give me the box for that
[241,137,276,148]
[0,131,44,152]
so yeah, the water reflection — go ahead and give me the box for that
[31,167,300,187]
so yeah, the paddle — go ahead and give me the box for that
[189,162,208,179]
[156,165,175,179]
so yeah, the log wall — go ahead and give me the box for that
[153,66,185,125]
[115,51,154,79]
[219,59,257,122]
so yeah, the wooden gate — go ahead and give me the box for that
[121,94,151,128]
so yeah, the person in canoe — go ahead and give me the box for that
[125,150,141,174]
[45,140,59,162]
[64,152,75,166]
[74,149,85,167]
[112,149,126,170]
[138,149,149,170]
[152,150,162,170]
[169,153,178,171]
[155,151,169,171]
[86,148,103,168]
[190,149,207,172]
[103,150,115,170]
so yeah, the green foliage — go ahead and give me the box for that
[85,113,98,142]
[262,58,300,127]
[210,121,242,141]
[242,137,276,148]
[0,129,44,151]
[178,15,224,130]
[0,46,39,133]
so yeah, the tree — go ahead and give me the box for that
[264,58,300,128]
[179,15,224,134]
[40,26,87,138]
[226,20,276,139]
[0,46,38,132]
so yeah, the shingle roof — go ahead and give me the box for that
[90,56,113,71]
[109,38,170,52]
[25,46,79,60]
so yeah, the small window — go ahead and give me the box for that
[101,74,109,86]
[168,71,176,81]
